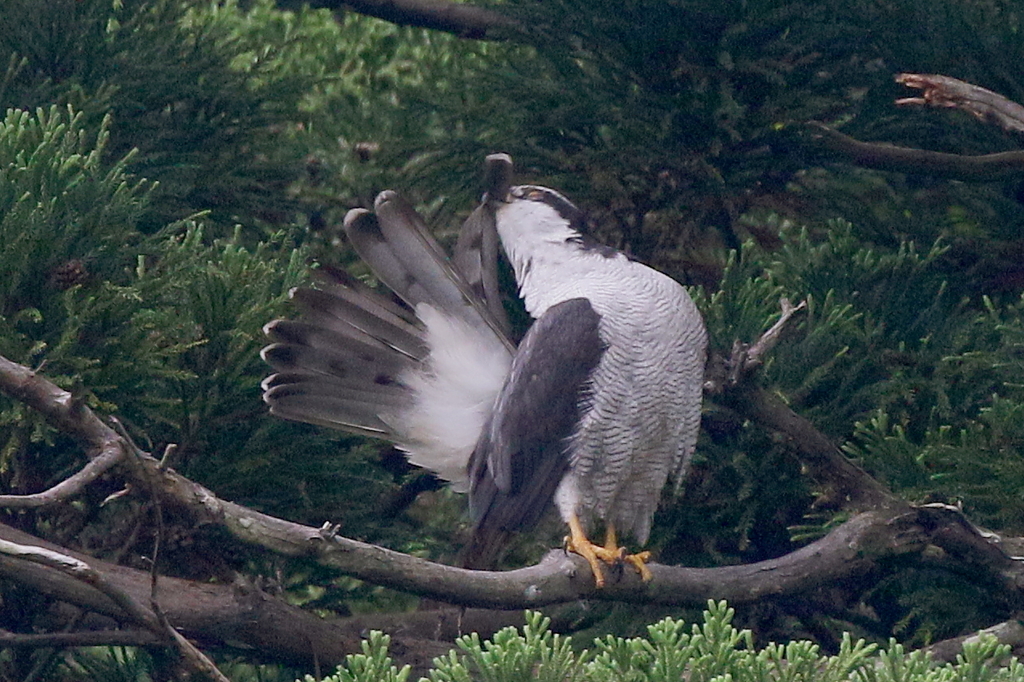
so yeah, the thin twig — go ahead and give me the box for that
[0,441,124,508]
[708,298,808,392]
[746,298,807,368]
[116,418,231,682]
[0,628,162,648]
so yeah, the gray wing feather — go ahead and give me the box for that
[261,334,410,388]
[453,203,509,336]
[468,298,604,538]
[342,207,448,312]
[260,377,399,437]
[286,287,424,360]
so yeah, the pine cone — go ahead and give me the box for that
[50,259,90,290]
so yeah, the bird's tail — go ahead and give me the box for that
[460,525,514,571]
[261,264,422,439]
[262,156,517,490]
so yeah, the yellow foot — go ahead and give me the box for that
[604,524,654,583]
[624,550,653,582]
[565,530,623,588]
[565,516,652,587]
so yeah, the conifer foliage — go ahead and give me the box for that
[318,603,1024,682]
[2,0,1024,679]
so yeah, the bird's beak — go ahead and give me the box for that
[483,153,514,203]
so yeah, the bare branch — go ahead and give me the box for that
[708,299,808,391]
[746,298,807,368]
[0,522,364,668]
[720,381,894,509]
[0,357,118,445]
[896,73,1024,135]
[704,299,890,509]
[800,122,1024,181]
[0,439,123,508]
[2,351,1023,638]
[797,75,1024,183]
[100,421,929,609]
[0,520,533,669]
[308,0,518,40]
[0,628,162,648]
[0,536,229,681]
[924,619,1024,663]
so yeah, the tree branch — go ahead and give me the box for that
[0,535,229,681]
[705,299,894,510]
[0,440,124,508]
[720,381,894,509]
[0,355,124,458]
[0,628,162,648]
[800,122,1024,181]
[0,521,365,668]
[745,298,807,369]
[796,74,1024,182]
[3,351,1021,612]
[0,520,526,672]
[304,0,518,40]
[924,619,1024,663]
[896,73,1024,136]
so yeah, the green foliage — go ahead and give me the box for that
[761,221,963,437]
[109,224,307,457]
[860,636,1024,682]
[660,219,966,565]
[4,0,1024,668]
[429,611,584,682]
[313,603,1024,682]
[843,288,1024,532]
[307,631,411,682]
[0,2,477,625]
[54,646,157,682]
[588,601,756,682]
[864,565,1007,650]
[0,105,148,320]
[177,0,514,235]
[354,0,1024,294]
[0,103,150,473]
[658,216,1024,640]
[1,0,315,233]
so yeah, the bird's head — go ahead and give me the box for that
[481,154,584,246]
[493,185,586,251]
[481,154,618,295]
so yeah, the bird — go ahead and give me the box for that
[261,154,707,587]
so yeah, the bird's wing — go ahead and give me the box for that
[467,297,605,550]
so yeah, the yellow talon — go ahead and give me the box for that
[565,516,653,587]
[624,551,653,582]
